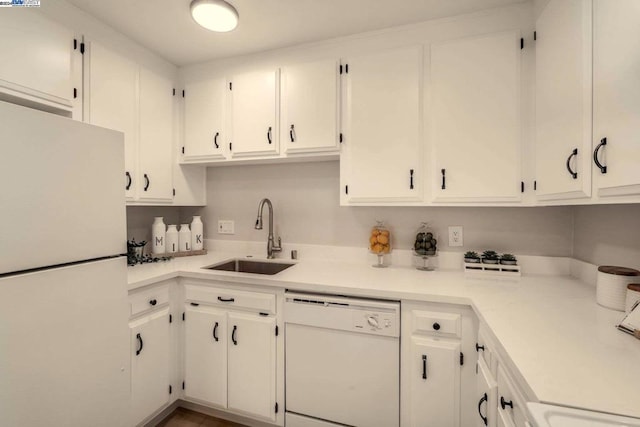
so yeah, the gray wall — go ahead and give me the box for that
[126,206,202,244]
[200,161,573,256]
[573,204,640,270]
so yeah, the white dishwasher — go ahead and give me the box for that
[284,292,400,427]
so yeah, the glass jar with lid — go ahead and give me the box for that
[369,220,391,267]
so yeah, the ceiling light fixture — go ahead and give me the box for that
[190,0,239,32]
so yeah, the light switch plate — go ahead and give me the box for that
[218,220,235,235]
[448,226,463,247]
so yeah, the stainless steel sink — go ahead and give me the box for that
[203,259,295,275]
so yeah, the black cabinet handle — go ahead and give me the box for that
[476,343,485,352]
[478,393,488,426]
[217,296,235,303]
[213,322,219,342]
[125,171,132,190]
[149,299,157,306]
[500,396,513,410]
[441,169,446,190]
[410,169,414,190]
[232,325,237,345]
[432,322,441,331]
[267,126,272,144]
[593,137,607,174]
[135,333,143,356]
[422,354,427,379]
[143,174,150,191]
[566,148,578,179]
[290,124,295,142]
[214,132,219,149]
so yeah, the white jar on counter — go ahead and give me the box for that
[596,266,640,311]
[151,217,166,254]
[191,216,204,251]
[166,225,179,254]
[625,284,640,313]
[179,224,191,252]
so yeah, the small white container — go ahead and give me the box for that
[179,224,191,252]
[191,216,204,251]
[151,217,166,255]
[596,266,640,311]
[625,284,640,313]
[166,225,179,254]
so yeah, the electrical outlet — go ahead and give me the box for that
[217,220,235,235]
[448,226,463,247]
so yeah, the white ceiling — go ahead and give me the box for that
[67,0,527,66]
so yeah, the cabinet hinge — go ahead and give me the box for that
[181,146,185,155]
[182,381,185,390]
[173,88,176,96]
[80,42,85,54]
[173,188,176,197]
[275,325,279,336]
[169,385,172,394]
[345,185,348,195]
[346,64,349,73]
[460,352,464,366]
[73,39,77,50]
[339,133,343,143]
[169,314,173,323]
[520,38,524,49]
[534,31,537,41]
[182,90,185,98]
[339,64,343,75]
[229,142,232,151]
[275,402,279,414]
[229,82,232,91]
[182,312,185,321]
[534,180,537,191]
[521,181,525,193]
[73,88,78,99]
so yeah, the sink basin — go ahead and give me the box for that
[203,259,295,275]
[527,403,640,427]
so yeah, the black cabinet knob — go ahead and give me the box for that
[500,396,513,410]
[433,322,441,331]
[149,299,157,306]
[476,343,485,352]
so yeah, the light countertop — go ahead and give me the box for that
[128,251,640,420]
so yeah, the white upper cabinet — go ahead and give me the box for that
[229,69,279,157]
[0,10,78,114]
[86,42,138,201]
[535,0,592,201]
[138,67,174,202]
[281,59,340,155]
[430,31,522,203]
[592,0,640,198]
[183,78,227,160]
[341,46,423,204]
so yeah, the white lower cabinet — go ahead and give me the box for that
[129,306,171,426]
[476,357,498,427]
[182,283,279,423]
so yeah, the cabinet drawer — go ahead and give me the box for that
[411,310,461,338]
[129,283,170,317]
[185,284,276,314]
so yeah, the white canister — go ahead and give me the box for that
[625,284,640,313]
[191,216,204,251]
[151,217,166,254]
[596,266,640,311]
[179,224,191,252]
[166,225,179,254]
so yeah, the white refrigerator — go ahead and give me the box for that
[0,101,131,427]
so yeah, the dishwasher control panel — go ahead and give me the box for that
[353,311,397,335]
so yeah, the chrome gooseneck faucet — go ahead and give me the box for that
[255,198,282,259]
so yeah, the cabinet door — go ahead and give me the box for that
[183,78,226,160]
[138,67,174,202]
[0,10,75,111]
[535,0,592,201]
[409,337,461,427]
[430,32,521,203]
[341,46,423,203]
[476,358,498,427]
[86,42,138,200]
[227,312,276,421]
[593,0,640,198]
[281,59,339,154]
[130,308,170,426]
[230,70,278,157]
[183,305,227,408]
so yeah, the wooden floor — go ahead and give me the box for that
[156,408,247,427]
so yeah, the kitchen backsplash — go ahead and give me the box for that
[126,206,203,244]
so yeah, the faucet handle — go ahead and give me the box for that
[273,237,282,252]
